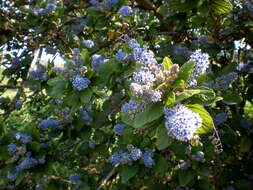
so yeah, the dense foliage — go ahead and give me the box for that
[0,0,253,189]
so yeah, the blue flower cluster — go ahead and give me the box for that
[6,132,46,181]
[69,174,83,184]
[34,1,56,16]
[89,0,118,11]
[83,40,95,49]
[108,148,154,167]
[215,112,228,125]
[16,157,39,171]
[0,97,9,104]
[174,45,192,56]
[118,6,133,17]
[187,49,210,87]
[206,72,238,90]
[115,49,132,63]
[38,119,63,130]
[7,172,19,180]
[237,63,253,73]
[79,108,93,124]
[29,69,48,81]
[164,104,202,142]
[91,54,108,69]
[71,76,90,91]
[14,101,22,110]
[113,124,125,135]
[14,132,32,144]
[142,149,155,167]
[121,100,138,114]
[126,39,180,104]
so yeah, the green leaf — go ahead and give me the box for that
[154,155,169,174]
[178,169,195,186]
[177,61,195,82]
[222,91,242,105]
[239,136,252,153]
[197,180,215,190]
[80,89,92,104]
[122,103,163,128]
[187,87,216,105]
[27,141,40,152]
[186,104,214,134]
[171,79,185,89]
[176,89,201,102]
[211,0,233,15]
[162,56,173,71]
[48,77,66,98]
[155,125,172,150]
[164,91,175,107]
[122,127,135,144]
[120,165,138,183]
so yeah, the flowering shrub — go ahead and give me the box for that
[0,0,253,190]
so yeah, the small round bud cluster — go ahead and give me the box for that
[109,147,154,167]
[118,6,133,17]
[113,124,125,135]
[191,151,205,163]
[164,104,202,142]
[91,54,108,69]
[38,119,63,130]
[71,76,90,91]
[186,49,210,87]
[29,69,48,81]
[83,40,95,49]
[207,72,238,90]
[214,112,228,126]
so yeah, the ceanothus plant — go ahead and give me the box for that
[0,0,253,190]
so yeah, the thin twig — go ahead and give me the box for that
[97,164,119,190]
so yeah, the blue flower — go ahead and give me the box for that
[142,149,154,167]
[187,49,210,87]
[8,143,17,155]
[72,76,90,91]
[164,104,202,141]
[121,100,138,114]
[15,132,32,144]
[115,49,132,62]
[89,0,100,6]
[91,54,108,69]
[7,171,19,180]
[16,157,38,171]
[69,174,83,184]
[83,40,95,49]
[38,119,62,130]
[215,112,227,125]
[113,124,125,135]
[14,101,22,110]
[118,6,133,17]
[130,148,142,161]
